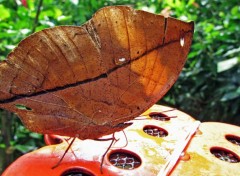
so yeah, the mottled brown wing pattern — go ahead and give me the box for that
[0,6,194,139]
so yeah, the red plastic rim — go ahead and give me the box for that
[210,147,240,163]
[44,134,63,145]
[143,125,168,137]
[225,134,240,146]
[108,149,141,170]
[149,112,170,121]
[61,167,95,176]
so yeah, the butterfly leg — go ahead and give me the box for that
[99,133,118,174]
[51,136,77,169]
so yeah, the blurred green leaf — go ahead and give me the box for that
[0,144,6,148]
[14,144,36,154]
[57,15,72,22]
[223,47,240,57]
[29,133,42,139]
[221,88,240,101]
[0,4,10,21]
[231,6,240,18]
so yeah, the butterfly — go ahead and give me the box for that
[0,6,194,140]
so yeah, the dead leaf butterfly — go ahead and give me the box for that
[0,6,194,140]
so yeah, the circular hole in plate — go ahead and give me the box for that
[149,112,170,121]
[109,150,141,170]
[210,147,240,163]
[225,135,240,146]
[61,168,95,176]
[143,125,168,137]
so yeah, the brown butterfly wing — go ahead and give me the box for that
[0,6,194,139]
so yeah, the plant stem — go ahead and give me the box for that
[32,0,44,33]
[0,110,13,173]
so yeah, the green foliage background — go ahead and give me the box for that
[0,0,239,173]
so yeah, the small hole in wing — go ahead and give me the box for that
[180,37,185,47]
[15,104,32,111]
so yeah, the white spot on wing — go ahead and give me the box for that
[115,57,127,65]
[119,58,126,62]
[180,37,185,47]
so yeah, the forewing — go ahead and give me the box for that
[0,6,194,139]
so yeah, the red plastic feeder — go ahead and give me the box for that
[2,105,240,176]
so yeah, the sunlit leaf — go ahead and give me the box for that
[217,57,239,73]
[0,4,10,21]
[223,47,240,57]
[57,15,72,22]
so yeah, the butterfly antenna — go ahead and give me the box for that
[52,137,77,169]
[121,130,128,148]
